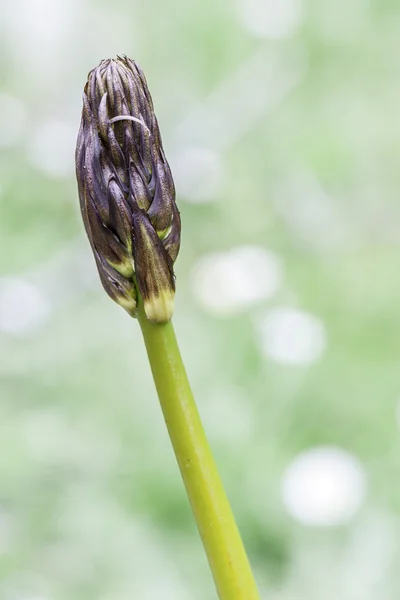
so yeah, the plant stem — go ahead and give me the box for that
[137,303,260,600]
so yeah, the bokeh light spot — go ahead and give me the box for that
[257,307,326,365]
[0,93,27,148]
[171,147,224,204]
[282,446,367,526]
[27,119,76,178]
[237,0,303,39]
[191,246,283,316]
[0,278,51,335]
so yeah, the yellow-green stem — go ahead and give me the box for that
[138,303,260,600]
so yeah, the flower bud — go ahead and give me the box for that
[76,56,181,323]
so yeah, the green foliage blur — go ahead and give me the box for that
[1,0,400,598]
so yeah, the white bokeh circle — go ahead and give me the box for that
[282,446,367,526]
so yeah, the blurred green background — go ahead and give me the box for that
[1,0,400,598]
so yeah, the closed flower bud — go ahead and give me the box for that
[76,56,181,323]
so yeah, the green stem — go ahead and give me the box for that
[138,303,260,600]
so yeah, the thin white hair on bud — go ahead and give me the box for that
[109,115,151,135]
